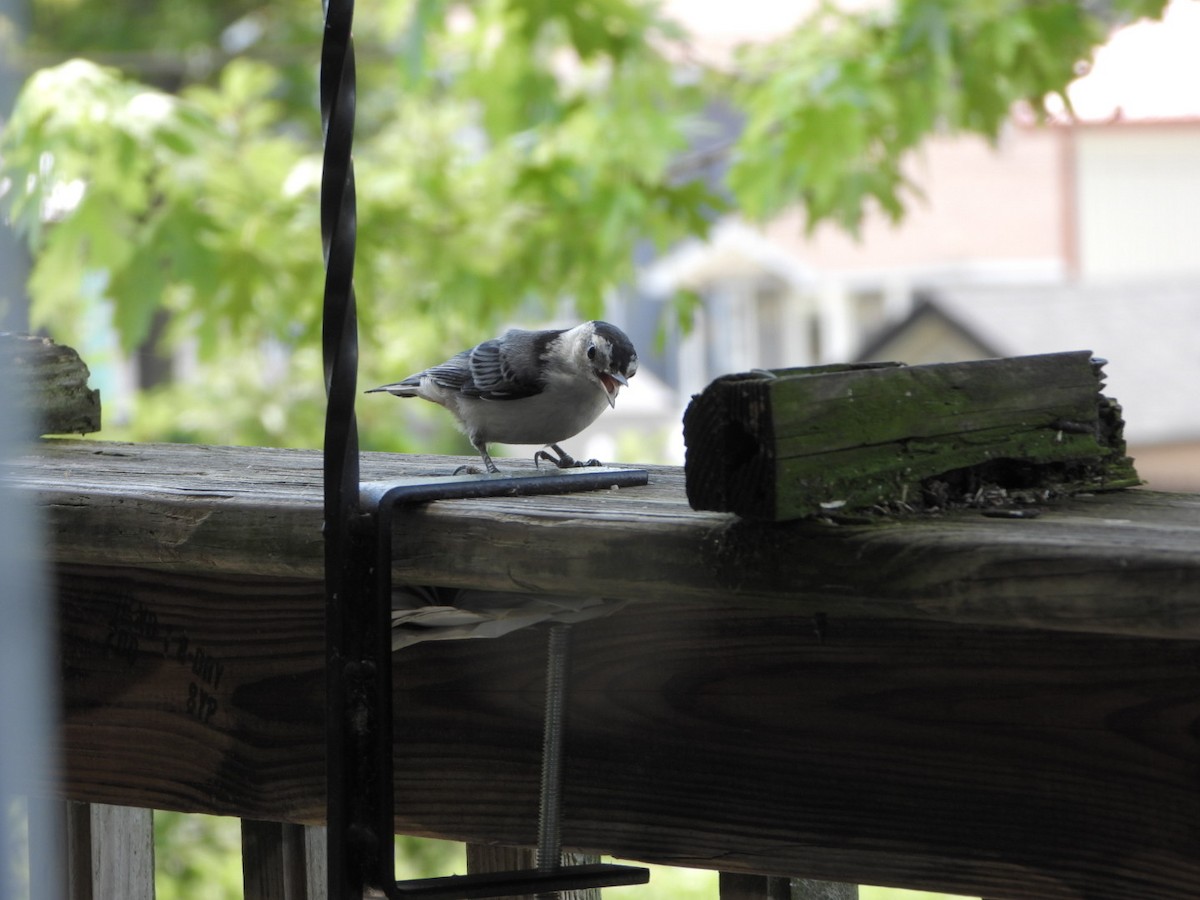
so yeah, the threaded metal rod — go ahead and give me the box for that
[536,624,572,880]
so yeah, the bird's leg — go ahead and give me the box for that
[534,443,601,469]
[469,439,501,474]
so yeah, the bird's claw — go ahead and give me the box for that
[534,448,603,469]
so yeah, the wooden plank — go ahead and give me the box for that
[49,565,1200,900]
[464,846,600,900]
[0,333,101,435]
[792,880,858,900]
[466,844,536,879]
[241,820,282,900]
[719,873,858,900]
[242,820,314,900]
[65,802,93,900]
[304,826,327,900]
[464,845,537,900]
[720,872,792,900]
[92,804,154,900]
[404,613,1200,900]
[10,440,1200,639]
[16,439,1200,897]
[682,352,1138,520]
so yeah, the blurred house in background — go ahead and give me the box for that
[618,0,1200,489]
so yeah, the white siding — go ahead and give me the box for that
[1077,126,1200,279]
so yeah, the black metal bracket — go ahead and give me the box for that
[392,863,650,899]
[326,467,651,899]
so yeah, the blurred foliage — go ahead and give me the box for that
[154,813,244,900]
[730,0,1171,233]
[0,0,1171,450]
[152,811,467,899]
[2,0,719,449]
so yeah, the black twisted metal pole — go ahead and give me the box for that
[320,2,358,507]
[321,0,377,897]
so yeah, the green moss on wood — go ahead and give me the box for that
[684,352,1139,521]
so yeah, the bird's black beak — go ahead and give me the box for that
[599,371,628,407]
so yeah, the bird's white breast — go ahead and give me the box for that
[449,373,612,446]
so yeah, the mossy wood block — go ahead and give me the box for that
[0,333,101,435]
[683,351,1138,521]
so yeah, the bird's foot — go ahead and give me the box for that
[534,444,602,469]
[452,464,490,475]
[469,445,502,475]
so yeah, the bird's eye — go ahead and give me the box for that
[587,345,597,360]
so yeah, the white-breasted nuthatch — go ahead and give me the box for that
[368,320,638,473]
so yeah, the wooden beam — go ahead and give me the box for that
[720,872,792,900]
[682,353,1138,520]
[51,562,1200,900]
[11,440,1200,639]
[17,440,1200,898]
[61,804,153,900]
[719,873,858,900]
[304,826,328,900]
[65,802,93,900]
[242,820,315,900]
[792,881,858,900]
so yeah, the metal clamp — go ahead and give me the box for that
[327,468,651,899]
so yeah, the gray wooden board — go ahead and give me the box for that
[8,439,1200,639]
[46,574,1200,900]
[15,439,1200,899]
[682,352,1138,519]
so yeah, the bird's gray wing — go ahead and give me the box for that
[418,349,475,392]
[460,332,548,400]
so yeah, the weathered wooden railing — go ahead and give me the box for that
[11,438,1200,900]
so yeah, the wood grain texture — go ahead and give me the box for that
[51,563,1200,900]
[56,564,327,821]
[82,804,153,900]
[393,607,1200,899]
[242,820,314,900]
[682,353,1137,520]
[17,439,1200,898]
[792,880,858,900]
[10,439,1200,638]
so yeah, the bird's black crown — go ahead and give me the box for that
[592,321,637,373]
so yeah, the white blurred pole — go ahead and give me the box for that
[0,1,61,895]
